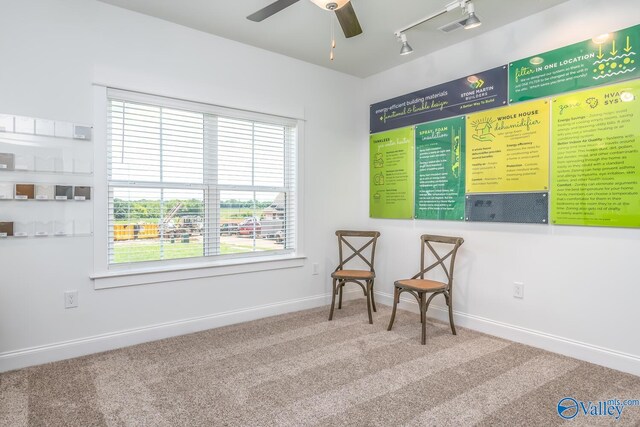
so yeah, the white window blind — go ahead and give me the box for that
[107,91,296,265]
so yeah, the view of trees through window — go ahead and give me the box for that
[111,192,286,264]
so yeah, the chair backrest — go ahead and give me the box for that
[335,230,380,273]
[414,234,464,289]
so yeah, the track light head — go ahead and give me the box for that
[398,33,414,55]
[463,2,482,29]
[400,42,414,55]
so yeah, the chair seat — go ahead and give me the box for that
[331,269,375,280]
[395,278,447,291]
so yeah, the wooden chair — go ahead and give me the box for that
[387,234,464,344]
[329,230,380,324]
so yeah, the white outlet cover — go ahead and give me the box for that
[513,283,524,298]
[64,291,78,308]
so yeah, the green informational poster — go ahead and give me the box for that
[551,79,640,227]
[415,117,465,220]
[370,127,414,218]
[510,24,640,103]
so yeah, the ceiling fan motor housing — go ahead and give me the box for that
[310,0,350,11]
[248,0,362,40]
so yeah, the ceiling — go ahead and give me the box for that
[97,0,570,78]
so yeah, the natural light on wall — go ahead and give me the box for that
[107,92,296,265]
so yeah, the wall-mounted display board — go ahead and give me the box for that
[465,192,549,224]
[415,117,465,220]
[551,80,640,227]
[370,66,507,134]
[0,113,93,239]
[509,24,640,103]
[368,23,640,228]
[465,99,550,193]
[370,127,414,218]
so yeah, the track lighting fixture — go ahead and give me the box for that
[394,0,482,54]
[463,1,482,29]
[399,33,414,55]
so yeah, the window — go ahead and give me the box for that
[107,90,297,266]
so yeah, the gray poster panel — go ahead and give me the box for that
[370,66,508,134]
[465,192,548,224]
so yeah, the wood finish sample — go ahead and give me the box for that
[0,221,14,236]
[15,184,35,199]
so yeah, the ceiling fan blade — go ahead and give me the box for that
[247,0,300,22]
[335,2,362,38]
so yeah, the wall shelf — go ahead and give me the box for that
[0,113,94,241]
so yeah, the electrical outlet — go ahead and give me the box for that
[513,282,524,299]
[312,263,319,275]
[64,290,78,308]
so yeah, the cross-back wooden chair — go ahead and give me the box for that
[387,234,464,344]
[329,230,381,324]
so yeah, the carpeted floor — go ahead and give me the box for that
[2,300,640,426]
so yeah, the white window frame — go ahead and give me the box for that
[91,86,305,289]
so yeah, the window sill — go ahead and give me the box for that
[91,254,306,290]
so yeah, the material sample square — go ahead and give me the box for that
[0,222,14,237]
[0,183,13,199]
[55,185,73,200]
[15,184,35,199]
[73,125,92,140]
[74,186,91,200]
[0,153,15,171]
[35,184,55,200]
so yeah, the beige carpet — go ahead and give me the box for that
[2,300,640,426]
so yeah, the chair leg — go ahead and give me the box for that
[419,293,425,325]
[387,286,399,331]
[328,278,338,321]
[338,282,343,309]
[365,285,373,325]
[421,292,427,345]
[370,280,377,312]
[446,292,456,335]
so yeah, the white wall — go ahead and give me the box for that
[0,0,363,371]
[363,0,640,374]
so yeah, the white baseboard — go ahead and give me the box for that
[5,289,637,377]
[0,289,362,373]
[374,290,640,377]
